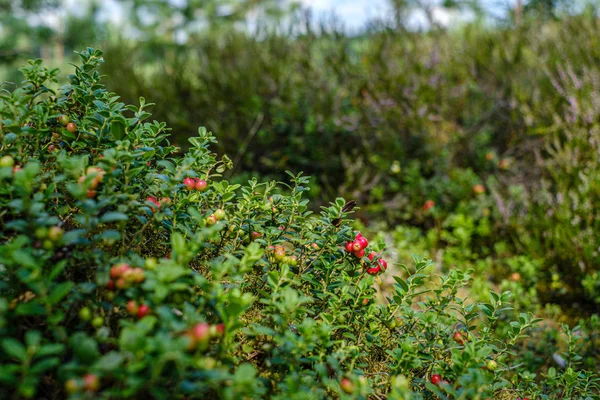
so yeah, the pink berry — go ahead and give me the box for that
[183,178,196,190]
[379,258,388,270]
[356,236,368,249]
[367,266,380,275]
[137,304,151,319]
[345,242,355,252]
[195,179,208,191]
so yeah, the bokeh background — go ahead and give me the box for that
[3,0,600,330]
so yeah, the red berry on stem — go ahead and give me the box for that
[430,374,442,385]
[423,199,435,211]
[354,248,365,258]
[66,122,77,133]
[195,179,208,191]
[379,258,388,270]
[367,266,381,275]
[453,331,465,344]
[183,178,196,190]
[251,231,261,240]
[192,322,211,345]
[126,300,139,315]
[137,304,151,319]
[345,241,355,253]
[340,378,354,394]
[82,374,99,392]
[356,236,368,249]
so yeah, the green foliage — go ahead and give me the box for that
[1,50,597,399]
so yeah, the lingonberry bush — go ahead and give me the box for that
[0,49,598,399]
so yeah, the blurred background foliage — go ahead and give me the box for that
[3,0,600,319]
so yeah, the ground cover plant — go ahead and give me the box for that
[0,49,598,399]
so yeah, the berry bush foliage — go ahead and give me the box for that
[0,49,598,399]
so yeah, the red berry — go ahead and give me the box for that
[355,232,363,238]
[146,196,161,210]
[473,184,486,194]
[86,189,97,198]
[110,264,129,279]
[352,242,362,252]
[367,266,381,275]
[66,122,77,133]
[183,178,195,190]
[251,231,261,240]
[215,323,225,335]
[137,304,151,319]
[340,378,354,394]
[48,144,56,152]
[206,215,217,226]
[368,252,376,261]
[192,322,211,344]
[345,241,355,253]
[453,331,466,344]
[354,248,365,258]
[82,374,99,392]
[356,236,368,249]
[423,199,435,211]
[106,280,115,290]
[195,179,208,191]
[430,374,442,385]
[126,300,139,315]
[116,278,127,289]
[379,258,388,270]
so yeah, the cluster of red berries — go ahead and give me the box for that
[267,245,298,265]
[345,232,388,275]
[126,300,151,319]
[107,263,145,290]
[345,232,369,258]
[146,196,170,211]
[183,177,208,191]
[78,166,105,198]
[184,322,225,351]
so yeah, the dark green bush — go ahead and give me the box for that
[1,49,598,399]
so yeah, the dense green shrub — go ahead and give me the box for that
[1,50,598,399]
[99,12,600,310]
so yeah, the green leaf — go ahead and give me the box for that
[100,212,129,223]
[95,352,123,371]
[2,339,26,361]
[47,282,74,305]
